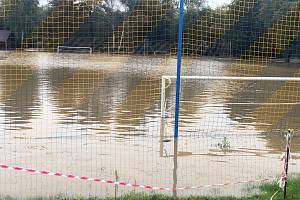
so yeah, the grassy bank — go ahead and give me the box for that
[1,175,300,200]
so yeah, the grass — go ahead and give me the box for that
[1,175,300,200]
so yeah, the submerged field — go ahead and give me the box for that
[0,52,299,198]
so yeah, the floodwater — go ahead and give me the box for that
[0,51,299,198]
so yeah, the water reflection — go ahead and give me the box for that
[0,65,40,130]
[226,68,300,151]
[0,53,299,198]
[53,69,108,116]
[2,59,296,139]
[0,55,299,147]
[115,77,161,127]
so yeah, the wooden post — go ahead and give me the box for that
[115,170,119,199]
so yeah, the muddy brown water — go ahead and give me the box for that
[0,52,299,198]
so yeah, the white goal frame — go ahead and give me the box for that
[160,75,300,157]
[57,46,93,54]
[161,75,300,119]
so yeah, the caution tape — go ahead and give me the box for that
[0,164,276,191]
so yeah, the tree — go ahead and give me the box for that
[48,0,61,8]
[186,0,206,12]
[2,0,43,48]
[120,0,138,11]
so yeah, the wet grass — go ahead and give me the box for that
[1,175,300,200]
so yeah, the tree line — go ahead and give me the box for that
[0,0,299,59]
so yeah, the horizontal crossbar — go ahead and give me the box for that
[57,46,92,54]
[162,76,300,81]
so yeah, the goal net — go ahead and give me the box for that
[160,75,300,156]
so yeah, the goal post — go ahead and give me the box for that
[160,75,300,151]
[161,75,300,117]
[57,46,93,54]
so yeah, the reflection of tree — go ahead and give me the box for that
[47,67,75,89]
[227,70,300,152]
[48,67,158,130]
[260,106,300,152]
[53,69,107,112]
[179,80,206,117]
[115,77,161,126]
[252,75,300,131]
[0,65,39,130]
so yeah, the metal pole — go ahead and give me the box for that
[160,77,166,157]
[173,1,184,197]
[283,132,291,200]
[173,138,178,199]
[162,75,300,82]
[161,77,166,119]
[283,145,290,199]
[174,0,185,139]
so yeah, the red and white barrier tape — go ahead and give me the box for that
[0,164,276,191]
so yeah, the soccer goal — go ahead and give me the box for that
[160,75,300,157]
[57,46,93,54]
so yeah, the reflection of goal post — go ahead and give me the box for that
[160,75,300,157]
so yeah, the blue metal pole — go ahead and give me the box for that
[174,0,185,139]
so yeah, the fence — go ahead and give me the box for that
[0,0,300,198]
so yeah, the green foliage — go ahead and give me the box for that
[1,0,45,48]
[120,0,139,11]
[1,0,300,59]
[1,175,300,199]
[258,0,297,26]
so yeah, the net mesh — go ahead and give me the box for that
[0,0,299,198]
